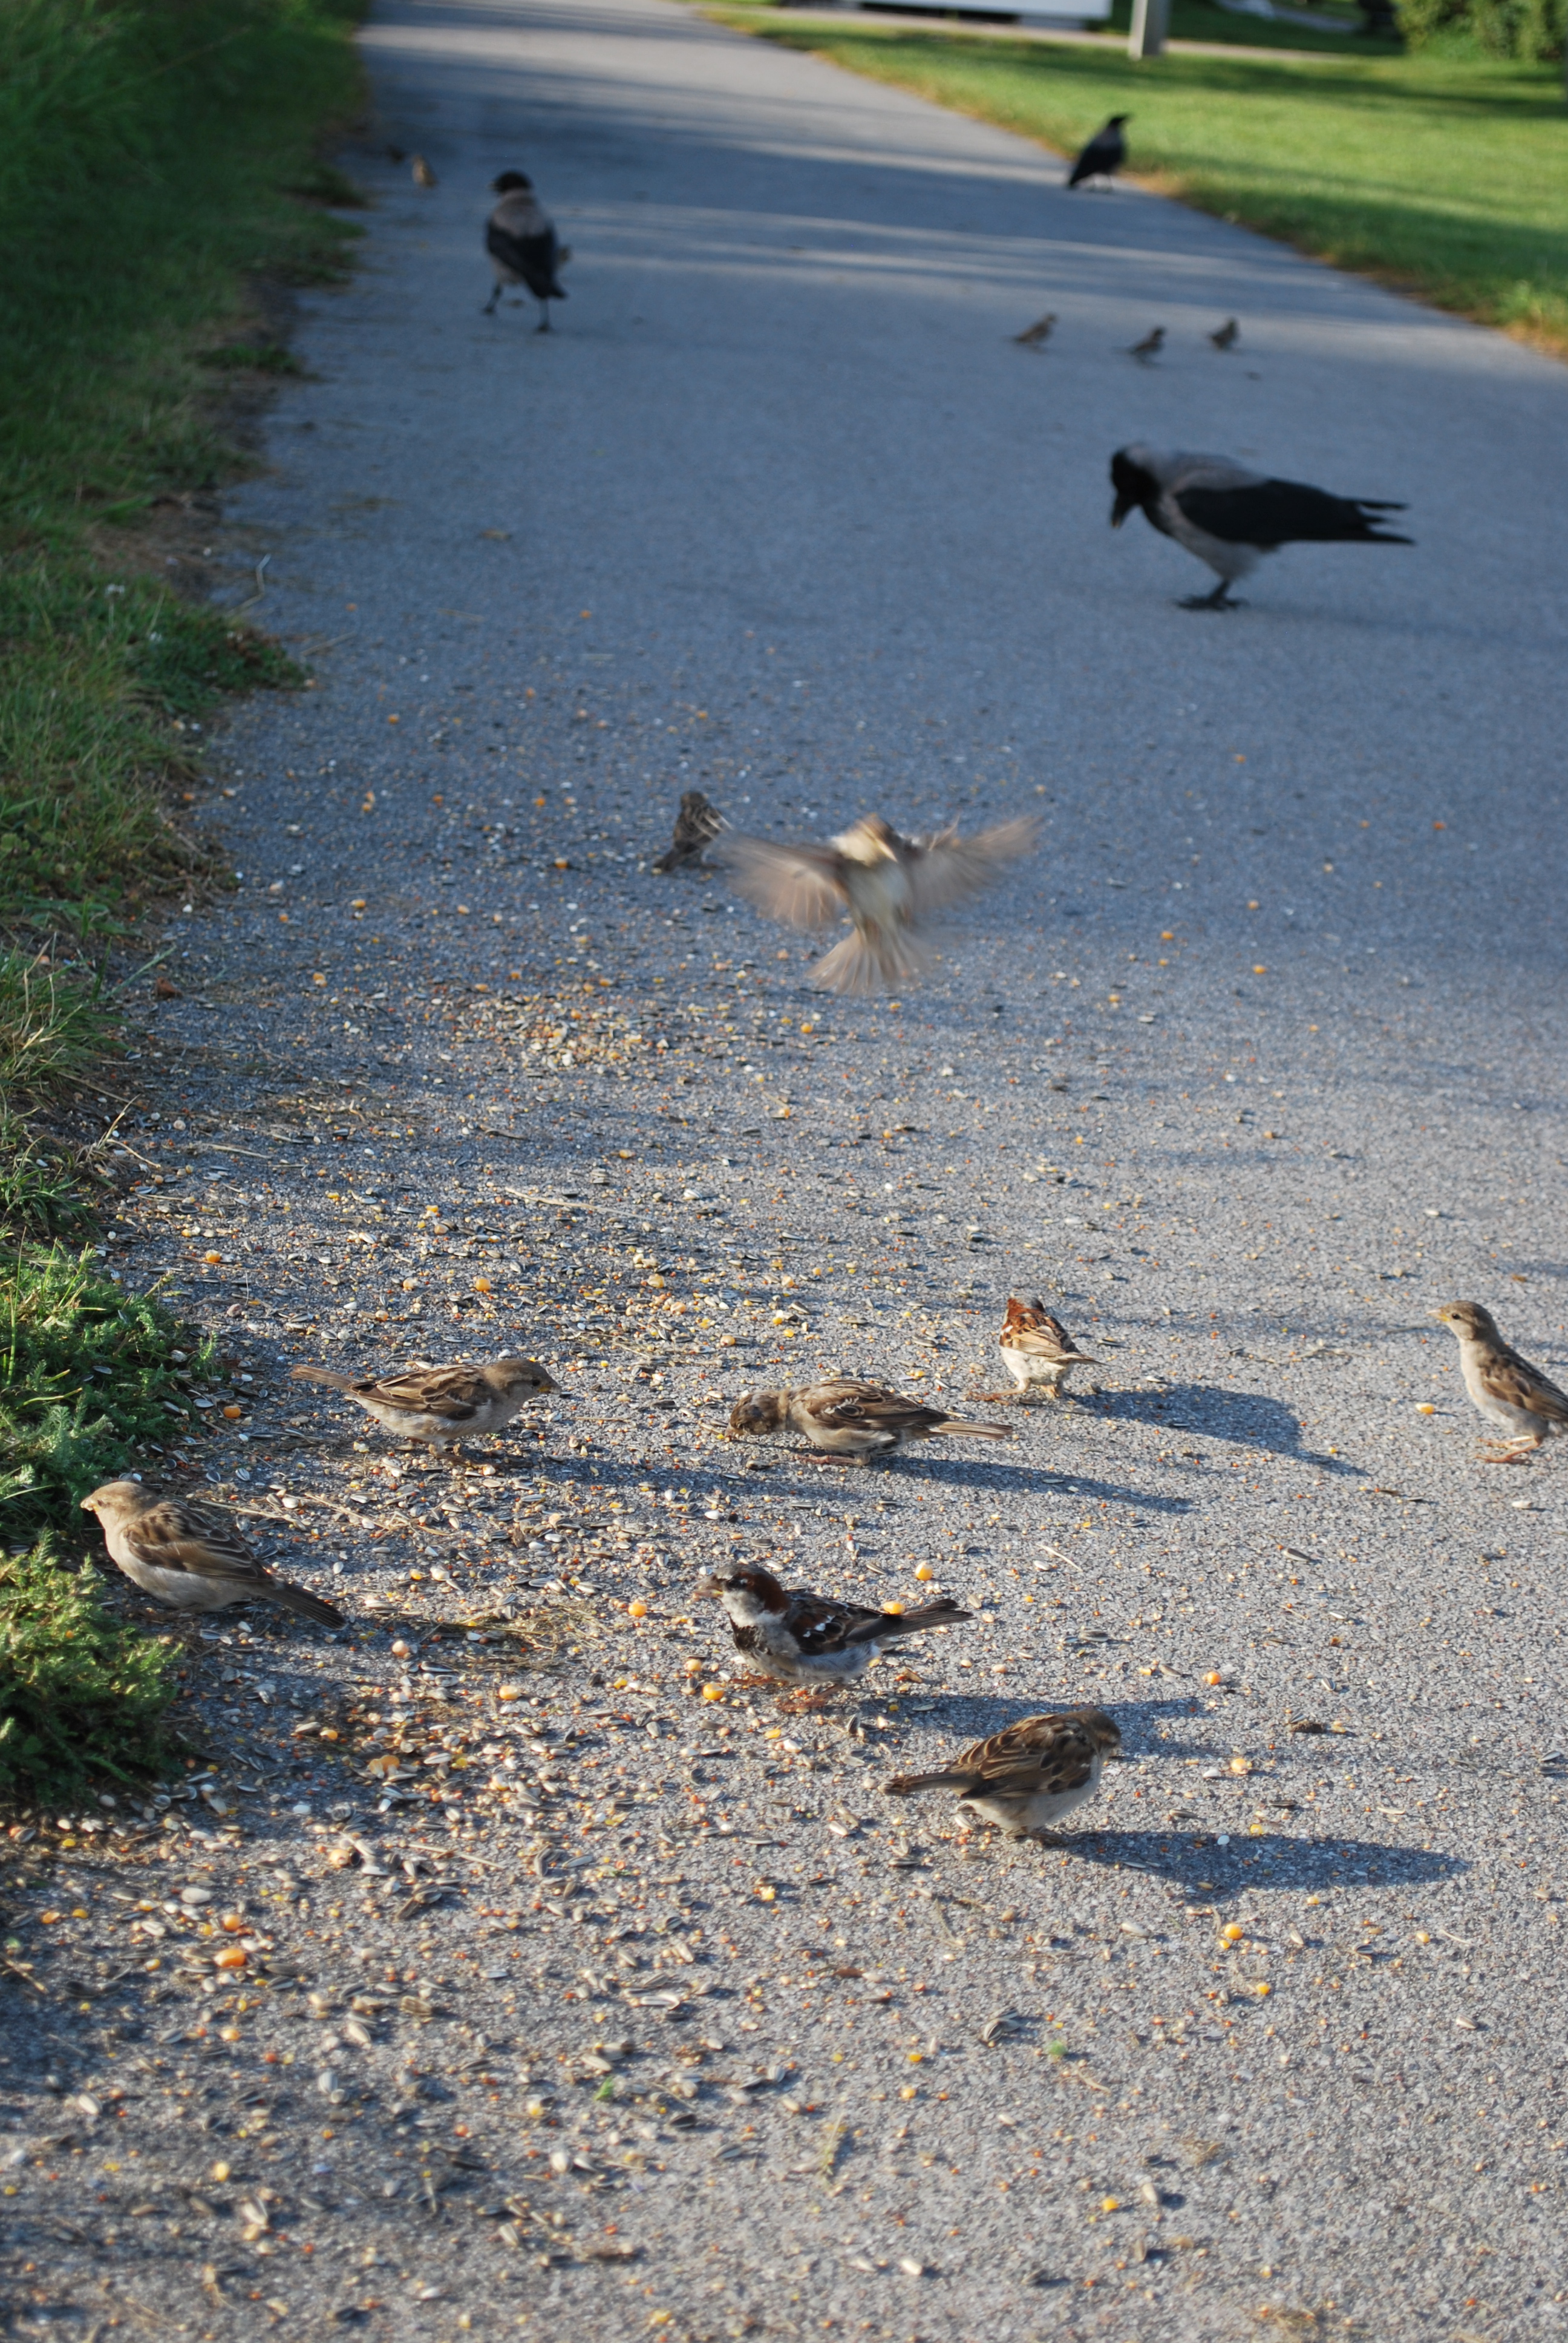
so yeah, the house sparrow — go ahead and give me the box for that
[1067,115,1128,188]
[716,812,1039,996]
[1126,327,1165,364]
[1110,443,1411,611]
[290,1357,561,1450]
[1209,317,1240,350]
[411,155,438,189]
[80,1482,342,1626]
[651,790,725,874]
[699,1564,971,1691]
[886,1708,1122,1840]
[1435,1302,1568,1460]
[728,1378,1012,1464]
[483,171,568,330]
[1014,312,1057,347]
[986,1297,1097,1401]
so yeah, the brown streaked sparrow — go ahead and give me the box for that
[886,1708,1122,1840]
[80,1481,342,1626]
[699,1564,971,1691]
[728,1378,1012,1465]
[290,1357,561,1451]
[715,812,1039,997]
[1435,1301,1568,1460]
[985,1296,1097,1402]
[1014,313,1057,347]
[652,790,725,874]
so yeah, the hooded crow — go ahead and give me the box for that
[1067,115,1128,188]
[483,171,569,330]
[1109,442,1413,610]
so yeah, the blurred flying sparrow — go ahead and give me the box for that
[290,1357,561,1451]
[716,811,1039,995]
[652,790,725,874]
[1435,1302,1568,1461]
[728,1377,1012,1465]
[699,1564,971,1692]
[886,1708,1121,1840]
[80,1481,342,1627]
[982,1296,1097,1402]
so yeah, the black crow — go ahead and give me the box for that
[1067,116,1128,189]
[1109,443,1413,611]
[1209,317,1240,350]
[652,791,725,874]
[1126,326,1164,364]
[483,171,569,330]
[1014,312,1057,347]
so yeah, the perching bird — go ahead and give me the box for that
[699,1564,972,1693]
[1435,1302,1568,1461]
[1209,318,1240,351]
[290,1357,561,1451]
[80,1481,342,1627]
[1067,115,1128,189]
[1014,312,1057,348]
[483,171,569,330]
[886,1709,1122,1840]
[1126,326,1165,364]
[728,1378,1013,1466]
[651,790,725,874]
[716,811,1039,996]
[988,1297,1097,1403]
[411,155,438,189]
[1109,443,1413,611]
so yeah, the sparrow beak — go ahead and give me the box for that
[695,1575,722,1599]
[79,1495,95,1512]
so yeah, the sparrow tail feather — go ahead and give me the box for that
[260,1582,344,1628]
[809,928,926,997]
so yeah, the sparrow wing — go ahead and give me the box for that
[779,1589,891,1656]
[364,1367,486,1423]
[715,833,848,931]
[904,817,1040,917]
[1486,1347,1568,1424]
[960,1714,1100,1797]
[811,1383,945,1440]
[127,1500,265,1587]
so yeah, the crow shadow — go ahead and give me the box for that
[1077,1381,1356,1472]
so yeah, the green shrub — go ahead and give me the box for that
[0,1533,179,1797]
[1399,0,1563,53]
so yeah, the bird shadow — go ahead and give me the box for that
[1053,1828,1465,1901]
[731,1450,1194,1511]
[1077,1381,1355,1472]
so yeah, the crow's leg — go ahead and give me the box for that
[536,298,552,333]
[1179,577,1240,611]
[482,281,501,316]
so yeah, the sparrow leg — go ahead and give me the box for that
[1179,580,1241,612]
[779,1687,838,1712]
[1479,1440,1538,1463]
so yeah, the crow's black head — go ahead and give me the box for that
[1109,445,1158,529]
[492,171,533,194]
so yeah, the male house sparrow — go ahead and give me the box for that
[483,171,569,329]
[717,812,1039,997]
[699,1564,971,1691]
[728,1378,1012,1465]
[988,1297,1097,1402]
[652,790,725,874]
[290,1357,561,1451]
[885,1708,1121,1840]
[1435,1301,1568,1461]
[80,1482,342,1626]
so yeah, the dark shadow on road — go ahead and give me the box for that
[1079,1380,1356,1472]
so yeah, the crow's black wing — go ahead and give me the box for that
[1175,476,1411,549]
[486,218,567,301]
[1068,128,1123,186]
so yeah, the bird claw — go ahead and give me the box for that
[1178,592,1242,612]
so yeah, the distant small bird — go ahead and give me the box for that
[290,1357,561,1451]
[1014,312,1057,347]
[411,155,437,189]
[729,1378,1012,1466]
[1126,327,1165,364]
[886,1709,1122,1841]
[1209,318,1240,351]
[483,170,569,330]
[717,811,1039,995]
[1436,1302,1568,1461]
[1109,442,1413,611]
[651,790,725,874]
[700,1564,972,1693]
[80,1481,342,1627]
[987,1297,1097,1403]
[1067,115,1128,189]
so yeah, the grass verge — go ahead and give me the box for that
[708,5,1568,356]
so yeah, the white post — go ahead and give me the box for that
[1129,0,1170,59]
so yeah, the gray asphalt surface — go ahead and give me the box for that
[8,4,1568,2338]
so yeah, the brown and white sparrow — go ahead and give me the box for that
[989,1296,1097,1402]
[1126,327,1165,364]
[483,171,567,330]
[411,154,438,189]
[699,1564,971,1691]
[1014,312,1057,347]
[886,1708,1122,1840]
[1435,1301,1568,1460]
[716,812,1039,996]
[290,1357,561,1450]
[1209,317,1240,351]
[652,790,725,874]
[728,1378,1012,1465]
[81,1481,342,1627]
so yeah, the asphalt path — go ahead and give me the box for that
[9,4,1568,2339]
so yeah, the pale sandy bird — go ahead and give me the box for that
[729,1377,1012,1466]
[886,1708,1122,1840]
[483,171,569,330]
[1014,312,1057,347]
[80,1481,342,1626]
[717,811,1039,996]
[1209,318,1240,351]
[699,1564,972,1693]
[1435,1302,1568,1461]
[651,790,725,874]
[290,1357,561,1451]
[983,1296,1097,1402]
[411,155,438,189]
[1127,326,1165,364]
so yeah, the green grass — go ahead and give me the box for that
[711,6,1568,354]
[0,1532,180,1798]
